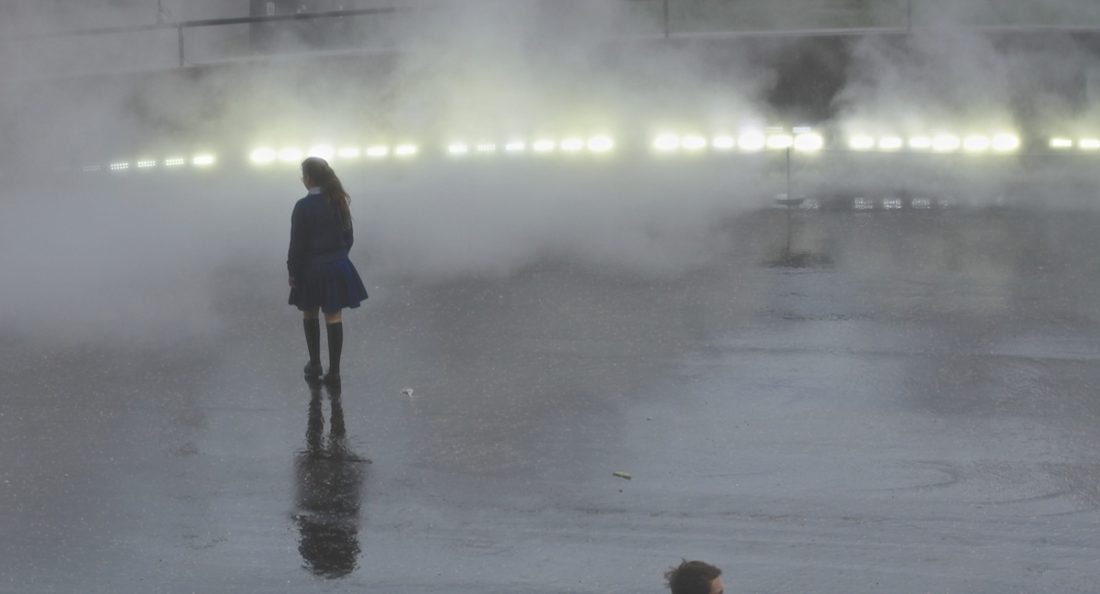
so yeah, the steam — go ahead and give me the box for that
[3,0,1100,345]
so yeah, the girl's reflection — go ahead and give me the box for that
[293,377,368,578]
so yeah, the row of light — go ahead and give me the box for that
[252,131,1055,159]
[85,132,1100,173]
[652,131,824,153]
[1049,137,1100,151]
[849,134,1100,153]
[250,144,419,165]
[785,196,946,211]
[247,136,618,165]
[90,154,216,173]
[446,135,615,155]
[847,133,1021,153]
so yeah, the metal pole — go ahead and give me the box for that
[663,0,670,39]
[784,148,793,259]
[785,148,792,200]
[177,25,185,67]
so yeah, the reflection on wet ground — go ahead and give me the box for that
[2,208,1100,593]
[294,378,368,579]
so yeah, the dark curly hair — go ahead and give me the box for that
[665,560,722,594]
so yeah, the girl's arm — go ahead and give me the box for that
[287,202,307,283]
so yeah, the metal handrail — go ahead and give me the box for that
[14,0,1100,43]
[6,7,408,67]
[10,7,406,40]
[7,0,1100,75]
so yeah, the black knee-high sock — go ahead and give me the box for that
[326,322,343,375]
[303,318,321,365]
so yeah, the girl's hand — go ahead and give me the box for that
[289,276,297,287]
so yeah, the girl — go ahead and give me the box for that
[288,157,369,384]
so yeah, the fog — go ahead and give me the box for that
[2,0,1100,346]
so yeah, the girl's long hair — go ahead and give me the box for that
[301,157,352,228]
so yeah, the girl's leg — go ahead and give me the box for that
[302,308,322,376]
[323,310,343,383]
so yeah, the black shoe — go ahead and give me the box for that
[304,361,323,377]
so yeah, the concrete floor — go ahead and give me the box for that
[3,206,1100,593]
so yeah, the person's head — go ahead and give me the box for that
[300,157,351,227]
[665,560,723,594]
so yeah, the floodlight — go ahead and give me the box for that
[192,154,216,167]
[587,136,614,153]
[504,140,527,153]
[908,136,932,150]
[653,134,680,152]
[1050,137,1074,149]
[793,133,824,152]
[475,143,497,154]
[447,143,470,155]
[738,131,765,152]
[991,134,1020,152]
[878,136,903,151]
[766,133,794,150]
[963,135,991,152]
[336,147,362,159]
[560,138,584,152]
[366,145,390,158]
[250,148,276,164]
[394,144,418,157]
[849,135,875,151]
[532,139,556,153]
[137,159,157,169]
[278,147,304,162]
[932,134,961,152]
[1079,138,1100,151]
[82,165,102,173]
[308,145,335,159]
[711,136,736,150]
[109,162,130,171]
[681,136,707,151]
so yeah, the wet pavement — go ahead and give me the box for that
[3,203,1100,593]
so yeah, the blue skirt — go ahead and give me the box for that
[289,256,369,314]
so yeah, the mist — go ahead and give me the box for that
[3,0,1100,346]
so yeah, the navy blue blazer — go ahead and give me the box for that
[287,191,354,281]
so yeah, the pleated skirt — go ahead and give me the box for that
[289,256,369,314]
